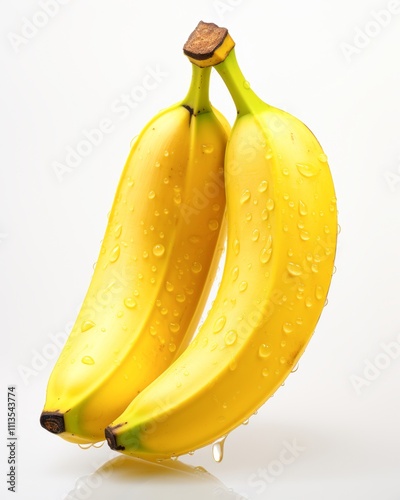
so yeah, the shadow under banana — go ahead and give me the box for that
[65,455,247,500]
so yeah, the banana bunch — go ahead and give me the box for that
[40,60,229,444]
[104,22,337,460]
[41,21,337,460]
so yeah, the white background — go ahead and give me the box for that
[1,0,400,499]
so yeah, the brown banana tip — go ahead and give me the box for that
[105,427,125,451]
[40,411,65,434]
[183,21,228,60]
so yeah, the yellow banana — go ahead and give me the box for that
[40,61,229,444]
[105,22,338,460]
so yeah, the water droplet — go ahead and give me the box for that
[81,355,95,365]
[212,436,227,463]
[287,262,302,276]
[109,245,120,263]
[208,219,219,231]
[191,261,202,273]
[202,144,214,154]
[282,167,289,176]
[298,200,308,216]
[265,149,273,160]
[266,199,275,211]
[262,368,269,377]
[127,176,134,187]
[261,209,269,221]
[240,190,251,204]
[168,342,176,353]
[280,356,287,365]
[124,297,136,309]
[150,326,157,336]
[81,320,95,332]
[258,344,271,358]
[231,266,239,281]
[176,293,186,303]
[318,153,328,163]
[239,281,248,292]
[291,363,300,373]
[165,281,174,292]
[214,316,226,333]
[154,161,160,168]
[305,297,313,308]
[282,322,293,334]
[78,443,93,450]
[311,263,319,273]
[153,244,165,257]
[300,230,310,241]
[148,190,155,200]
[169,322,180,333]
[189,235,200,244]
[296,163,321,178]
[251,229,260,242]
[245,212,252,222]
[233,239,240,255]
[225,330,237,346]
[258,180,268,193]
[260,246,272,264]
[315,285,324,300]
[164,150,169,157]
[114,224,122,238]
[243,80,251,89]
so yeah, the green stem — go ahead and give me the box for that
[214,48,265,116]
[183,64,212,115]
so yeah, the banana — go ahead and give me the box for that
[40,61,230,444]
[105,22,338,460]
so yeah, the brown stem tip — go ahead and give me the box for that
[183,21,228,60]
[40,411,65,434]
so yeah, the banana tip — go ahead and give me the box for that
[105,427,125,451]
[40,411,65,434]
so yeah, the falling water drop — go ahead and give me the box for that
[212,436,227,463]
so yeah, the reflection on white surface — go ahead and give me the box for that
[64,455,247,500]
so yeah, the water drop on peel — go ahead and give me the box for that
[81,320,95,332]
[239,281,248,293]
[212,436,227,463]
[240,190,251,204]
[291,363,300,373]
[305,297,313,308]
[318,153,328,163]
[124,297,136,309]
[300,230,310,241]
[258,344,271,358]
[224,330,237,346]
[265,149,273,160]
[191,261,202,273]
[252,229,260,241]
[296,163,321,178]
[298,200,308,216]
[243,80,250,89]
[287,262,302,276]
[164,150,169,157]
[213,316,226,333]
[266,199,275,211]
[231,265,239,281]
[109,245,120,263]
[315,285,324,300]
[176,293,186,303]
[168,343,176,353]
[81,355,95,365]
[282,322,293,334]
[208,219,219,231]
[233,239,240,255]
[260,246,272,264]
[169,323,180,333]
[202,144,214,154]
[114,224,122,238]
[258,180,268,193]
[148,190,156,200]
[165,281,174,292]
[152,244,165,257]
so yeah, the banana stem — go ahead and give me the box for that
[183,64,212,115]
[214,48,265,116]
